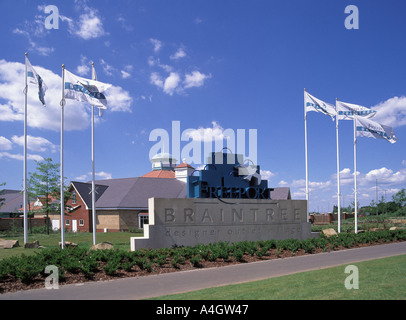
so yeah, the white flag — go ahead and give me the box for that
[336,100,376,120]
[305,91,336,119]
[64,69,112,109]
[356,116,398,144]
[91,63,104,117]
[26,57,47,106]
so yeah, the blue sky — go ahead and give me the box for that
[1,0,406,212]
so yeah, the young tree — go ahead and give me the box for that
[0,182,5,208]
[392,189,406,216]
[28,158,62,234]
[392,189,406,208]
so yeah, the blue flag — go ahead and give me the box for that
[26,57,47,107]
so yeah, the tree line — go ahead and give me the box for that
[1,158,71,234]
[332,188,406,216]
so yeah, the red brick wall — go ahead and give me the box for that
[64,187,92,233]
[0,218,47,231]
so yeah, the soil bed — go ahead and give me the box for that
[1,238,404,295]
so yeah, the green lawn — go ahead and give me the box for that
[149,254,406,300]
[0,232,142,260]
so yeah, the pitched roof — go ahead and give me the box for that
[70,181,109,209]
[71,177,187,210]
[0,190,23,214]
[175,162,195,169]
[270,188,291,200]
[142,170,176,178]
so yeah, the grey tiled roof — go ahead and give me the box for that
[0,190,23,214]
[70,178,290,210]
[71,178,187,210]
[270,187,291,200]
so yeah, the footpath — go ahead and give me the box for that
[1,241,405,300]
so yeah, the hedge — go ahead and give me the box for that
[1,229,405,284]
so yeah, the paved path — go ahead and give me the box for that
[1,242,405,300]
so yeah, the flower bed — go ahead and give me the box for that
[1,229,406,294]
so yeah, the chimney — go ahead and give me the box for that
[175,159,195,183]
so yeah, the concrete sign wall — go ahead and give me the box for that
[130,198,318,250]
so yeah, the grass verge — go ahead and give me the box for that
[149,254,406,300]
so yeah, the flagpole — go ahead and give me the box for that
[60,64,66,249]
[304,88,309,221]
[336,99,341,233]
[23,53,28,245]
[353,116,358,234]
[91,62,97,246]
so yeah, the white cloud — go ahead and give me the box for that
[0,59,89,131]
[364,167,406,185]
[0,59,132,131]
[278,180,289,187]
[260,170,275,181]
[121,70,131,79]
[12,11,55,56]
[150,38,163,53]
[164,72,181,96]
[105,86,133,113]
[99,59,115,76]
[170,48,187,60]
[28,40,55,56]
[96,171,112,180]
[184,121,225,142]
[76,56,90,76]
[0,137,12,151]
[74,174,88,181]
[194,17,204,24]
[150,70,211,96]
[74,171,112,181]
[0,152,43,162]
[150,72,164,88]
[184,71,211,89]
[372,96,406,128]
[11,135,57,153]
[68,7,106,40]
[121,65,133,79]
[116,15,134,32]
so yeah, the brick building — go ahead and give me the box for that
[53,153,291,233]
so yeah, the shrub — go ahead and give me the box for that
[14,256,44,284]
[300,240,316,254]
[190,255,203,268]
[233,248,245,262]
[170,254,184,269]
[81,256,99,279]
[154,254,167,267]
[103,260,120,276]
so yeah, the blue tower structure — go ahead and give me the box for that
[187,151,274,200]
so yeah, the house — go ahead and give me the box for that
[19,196,60,218]
[61,177,186,232]
[0,190,23,218]
[59,153,190,233]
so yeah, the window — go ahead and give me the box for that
[65,219,70,226]
[138,214,149,229]
[79,219,84,226]
[72,190,77,205]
